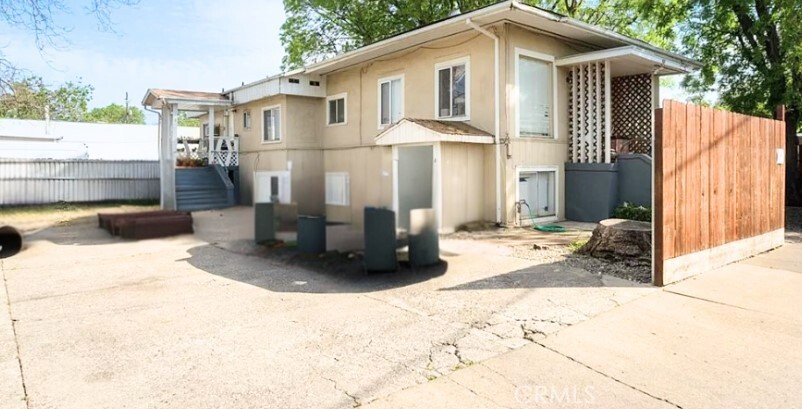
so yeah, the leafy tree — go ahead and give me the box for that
[679,0,802,205]
[0,76,93,121]
[0,0,137,94]
[85,103,146,124]
[177,112,201,127]
[279,0,682,69]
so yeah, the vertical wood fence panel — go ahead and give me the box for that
[0,160,159,205]
[654,100,786,286]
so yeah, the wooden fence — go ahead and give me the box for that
[654,100,786,285]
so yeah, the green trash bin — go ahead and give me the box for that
[409,208,439,267]
[254,202,276,243]
[364,207,397,272]
[297,215,326,253]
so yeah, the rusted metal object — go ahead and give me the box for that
[0,225,22,258]
[97,211,193,240]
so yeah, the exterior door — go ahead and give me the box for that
[397,145,434,231]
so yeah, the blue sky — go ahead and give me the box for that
[0,0,286,122]
[1,0,693,124]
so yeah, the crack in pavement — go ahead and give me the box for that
[1,259,29,409]
[320,374,361,408]
[531,341,684,409]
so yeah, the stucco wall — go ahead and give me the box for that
[324,146,393,226]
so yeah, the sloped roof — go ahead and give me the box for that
[142,89,231,110]
[375,118,494,145]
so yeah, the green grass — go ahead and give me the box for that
[568,238,588,252]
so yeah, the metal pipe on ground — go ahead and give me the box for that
[0,226,22,258]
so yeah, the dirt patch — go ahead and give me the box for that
[0,201,158,234]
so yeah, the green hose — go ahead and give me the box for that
[521,200,566,233]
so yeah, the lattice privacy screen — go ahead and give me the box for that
[611,74,652,155]
[567,63,609,163]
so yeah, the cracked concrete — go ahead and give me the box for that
[0,207,656,408]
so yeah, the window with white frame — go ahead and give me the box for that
[517,54,552,137]
[262,106,281,142]
[243,111,251,129]
[378,76,403,127]
[327,93,347,125]
[325,172,350,206]
[254,171,291,203]
[518,169,556,219]
[435,58,468,119]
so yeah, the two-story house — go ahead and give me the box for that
[143,0,700,234]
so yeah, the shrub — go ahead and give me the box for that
[613,202,651,222]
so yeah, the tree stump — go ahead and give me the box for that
[579,218,651,262]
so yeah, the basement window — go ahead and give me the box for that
[325,172,350,206]
[518,169,556,220]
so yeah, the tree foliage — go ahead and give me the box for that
[177,112,201,127]
[84,103,146,124]
[678,0,802,204]
[0,76,93,121]
[280,0,682,70]
[0,0,137,93]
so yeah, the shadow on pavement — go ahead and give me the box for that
[184,243,449,294]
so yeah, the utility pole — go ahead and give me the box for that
[124,92,130,123]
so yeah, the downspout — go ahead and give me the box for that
[466,18,502,225]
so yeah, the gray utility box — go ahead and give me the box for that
[364,207,398,272]
[408,208,439,267]
[297,215,326,253]
[565,162,619,222]
[254,202,276,243]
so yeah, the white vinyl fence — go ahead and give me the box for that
[0,160,159,205]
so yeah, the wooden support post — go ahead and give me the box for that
[208,106,215,165]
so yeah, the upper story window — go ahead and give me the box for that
[435,57,469,119]
[378,75,403,128]
[327,93,347,126]
[243,111,251,129]
[516,49,554,138]
[262,105,281,143]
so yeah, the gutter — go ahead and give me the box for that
[466,18,503,225]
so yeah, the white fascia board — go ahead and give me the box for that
[305,1,513,75]
[555,46,693,74]
[511,1,702,69]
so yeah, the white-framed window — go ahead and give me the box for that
[254,171,291,203]
[378,75,404,128]
[243,111,251,129]
[517,166,558,222]
[435,57,470,119]
[515,48,557,138]
[327,93,347,125]
[325,172,350,206]
[262,105,281,143]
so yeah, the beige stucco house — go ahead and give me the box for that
[143,0,700,233]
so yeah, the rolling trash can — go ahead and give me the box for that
[408,208,439,267]
[364,207,398,272]
[254,202,276,243]
[297,215,326,253]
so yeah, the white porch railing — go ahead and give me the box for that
[210,136,239,167]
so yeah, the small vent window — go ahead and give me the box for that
[310,81,321,86]
[288,78,300,84]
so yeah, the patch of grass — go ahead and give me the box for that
[568,238,588,252]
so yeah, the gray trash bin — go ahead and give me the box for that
[364,207,397,272]
[408,208,439,267]
[254,202,276,243]
[297,215,326,253]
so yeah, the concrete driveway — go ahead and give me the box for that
[0,207,653,409]
[363,242,802,409]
